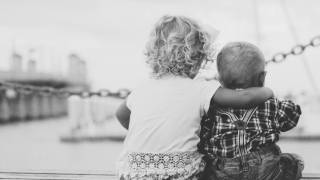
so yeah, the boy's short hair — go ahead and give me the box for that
[216,42,265,89]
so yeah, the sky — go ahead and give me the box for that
[0,0,319,94]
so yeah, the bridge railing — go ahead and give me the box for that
[0,171,320,180]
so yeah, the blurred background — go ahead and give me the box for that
[0,0,319,176]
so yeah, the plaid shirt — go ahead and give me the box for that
[198,98,301,159]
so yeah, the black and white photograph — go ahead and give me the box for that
[0,0,319,179]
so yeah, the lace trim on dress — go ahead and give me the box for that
[118,151,205,180]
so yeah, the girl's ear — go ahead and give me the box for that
[258,71,267,87]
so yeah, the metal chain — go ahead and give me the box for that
[266,35,320,64]
[0,81,130,99]
[0,35,319,99]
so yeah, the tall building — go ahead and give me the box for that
[67,53,88,84]
[9,51,22,72]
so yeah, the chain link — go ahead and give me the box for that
[311,36,320,47]
[0,81,130,99]
[0,35,319,99]
[267,35,320,64]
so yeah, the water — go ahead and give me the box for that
[0,118,319,173]
[0,118,123,172]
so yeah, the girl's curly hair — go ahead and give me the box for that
[145,15,215,79]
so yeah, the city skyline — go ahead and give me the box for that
[0,0,318,94]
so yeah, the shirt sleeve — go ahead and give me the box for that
[126,91,135,110]
[201,80,220,115]
[199,81,220,117]
[276,99,302,132]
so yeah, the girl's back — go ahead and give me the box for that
[124,76,218,153]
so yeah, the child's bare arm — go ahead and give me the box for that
[115,100,131,129]
[213,87,274,108]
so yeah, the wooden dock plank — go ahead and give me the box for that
[302,173,320,179]
[0,171,319,180]
[0,171,117,180]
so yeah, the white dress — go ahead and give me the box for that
[117,76,219,179]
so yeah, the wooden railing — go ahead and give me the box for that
[0,171,320,180]
[0,170,116,180]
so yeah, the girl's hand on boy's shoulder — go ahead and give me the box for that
[261,87,274,99]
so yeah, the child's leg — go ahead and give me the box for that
[200,159,243,180]
[256,150,282,180]
[279,153,304,180]
[256,144,304,180]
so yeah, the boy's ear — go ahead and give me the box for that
[258,71,267,86]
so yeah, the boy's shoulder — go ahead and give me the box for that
[206,98,279,118]
[259,98,300,112]
[257,98,278,109]
[210,97,295,111]
[207,97,300,118]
